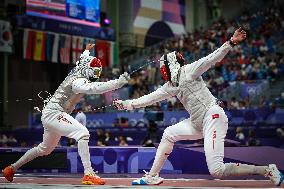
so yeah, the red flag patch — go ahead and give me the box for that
[212,114,219,119]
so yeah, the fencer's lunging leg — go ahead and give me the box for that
[77,134,93,175]
[209,162,267,178]
[42,111,94,175]
[12,128,61,170]
[203,105,267,179]
[149,118,203,176]
[149,135,174,176]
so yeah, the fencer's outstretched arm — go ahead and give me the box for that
[185,27,246,79]
[79,44,95,61]
[185,42,232,79]
[114,82,178,110]
[72,73,129,94]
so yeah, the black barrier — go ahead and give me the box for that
[0,152,68,170]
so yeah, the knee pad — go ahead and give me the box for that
[208,163,225,178]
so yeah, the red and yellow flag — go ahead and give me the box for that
[33,31,46,61]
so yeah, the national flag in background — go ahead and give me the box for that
[33,31,47,61]
[83,37,96,56]
[71,36,84,64]
[45,32,59,63]
[110,41,118,67]
[59,34,71,64]
[95,40,110,67]
[23,29,35,60]
[0,20,13,53]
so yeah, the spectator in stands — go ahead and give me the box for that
[142,121,159,147]
[142,139,155,147]
[67,138,76,147]
[0,134,8,145]
[115,135,132,146]
[244,96,252,108]
[6,135,17,146]
[230,97,240,109]
[96,129,105,142]
[246,129,261,146]
[104,131,111,146]
[112,118,120,127]
[97,139,106,146]
[112,117,129,127]
[238,100,246,110]
[119,117,129,128]
[275,92,284,107]
[118,136,128,146]
[276,128,284,147]
[259,95,269,108]
[235,127,245,145]
[276,128,284,138]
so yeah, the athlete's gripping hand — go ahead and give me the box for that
[118,72,130,87]
[113,99,133,111]
[86,44,95,50]
[231,27,247,44]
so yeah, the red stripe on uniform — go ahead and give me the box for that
[212,114,219,119]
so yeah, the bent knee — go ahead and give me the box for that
[208,163,225,179]
[163,127,176,143]
[82,128,90,137]
[77,129,90,141]
[37,145,54,156]
[72,127,90,141]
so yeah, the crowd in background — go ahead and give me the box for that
[146,7,284,107]
[77,7,284,112]
[0,134,18,147]
[4,7,284,148]
[235,127,284,148]
[156,7,284,82]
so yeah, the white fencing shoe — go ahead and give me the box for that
[132,170,164,185]
[265,164,283,186]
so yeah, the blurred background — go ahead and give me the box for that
[0,0,284,174]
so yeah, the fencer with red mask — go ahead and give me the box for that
[113,28,283,186]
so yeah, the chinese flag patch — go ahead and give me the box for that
[212,114,219,119]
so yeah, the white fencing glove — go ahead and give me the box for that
[118,72,130,87]
[113,99,134,110]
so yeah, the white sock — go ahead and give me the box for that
[149,138,174,176]
[78,139,93,175]
[12,147,42,170]
[224,163,268,176]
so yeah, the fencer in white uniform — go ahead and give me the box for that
[3,44,130,185]
[113,28,283,186]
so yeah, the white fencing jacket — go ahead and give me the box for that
[45,51,124,114]
[128,42,232,130]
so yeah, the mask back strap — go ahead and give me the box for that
[164,54,171,82]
